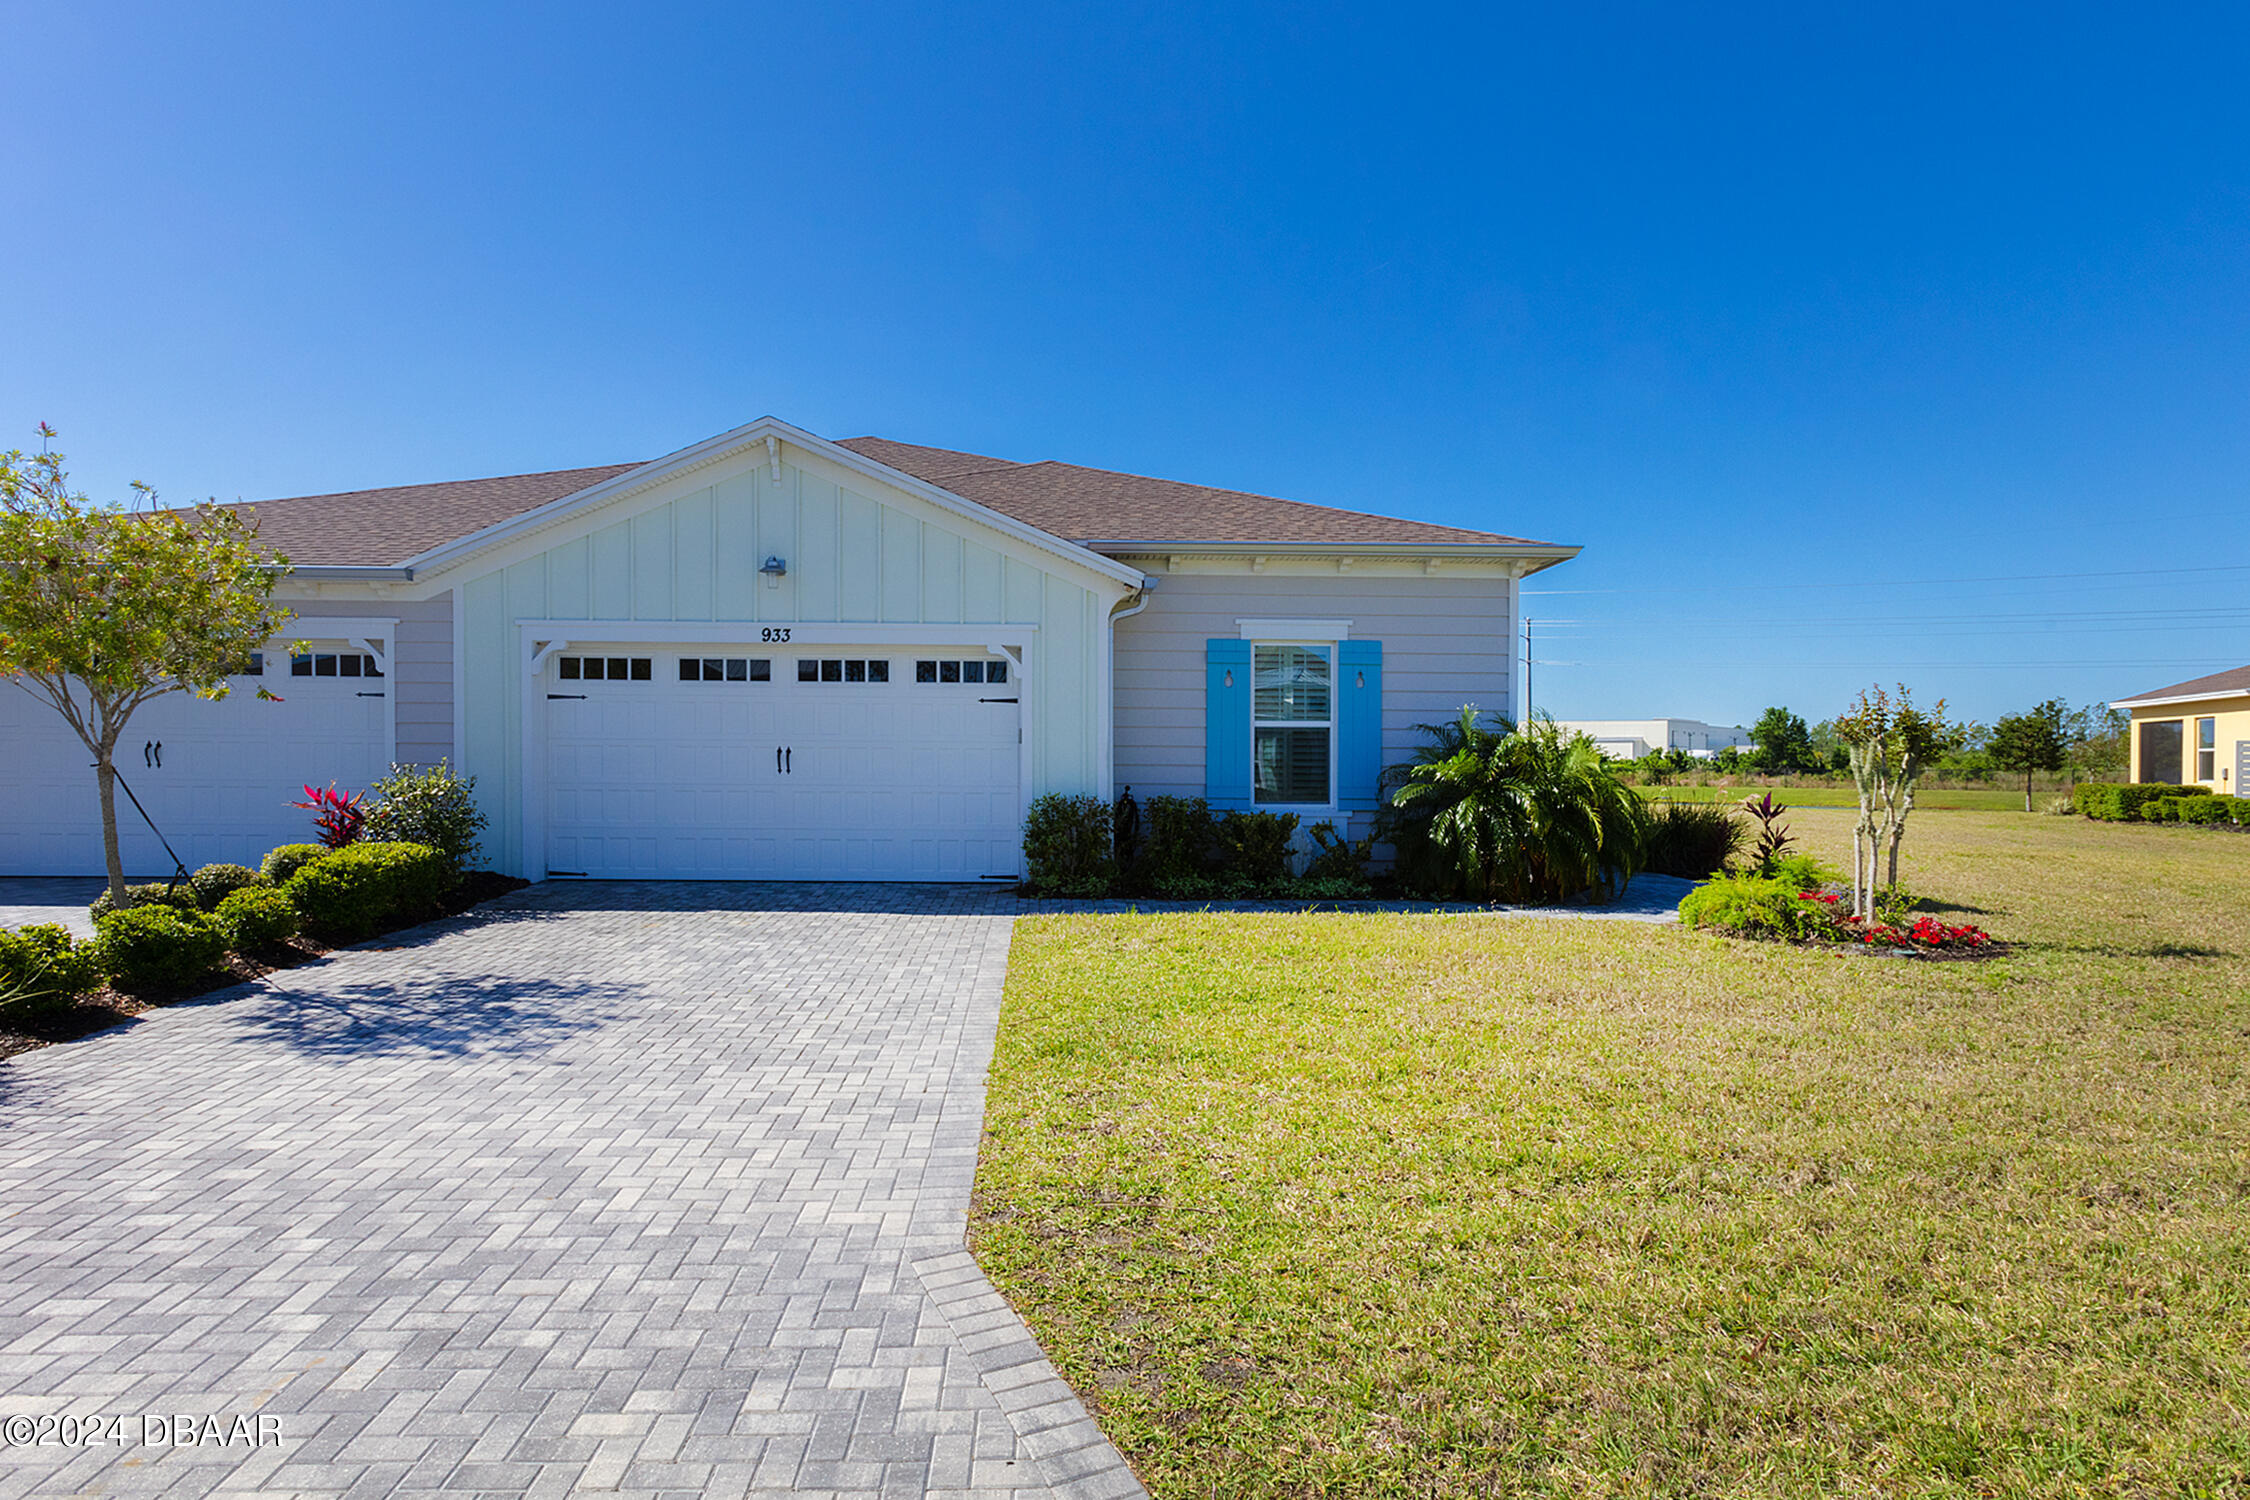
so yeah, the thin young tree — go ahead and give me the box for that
[1834,684,1955,919]
[1988,699,2067,812]
[0,426,293,907]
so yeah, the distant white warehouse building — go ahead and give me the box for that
[1554,717,1752,760]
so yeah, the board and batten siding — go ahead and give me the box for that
[274,596,455,768]
[455,448,1116,875]
[1110,571,1518,826]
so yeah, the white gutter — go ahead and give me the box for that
[2111,687,2250,711]
[1100,580,1157,799]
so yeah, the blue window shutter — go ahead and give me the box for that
[1205,639,1253,809]
[1337,639,1383,809]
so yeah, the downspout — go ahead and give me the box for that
[1101,580,1155,800]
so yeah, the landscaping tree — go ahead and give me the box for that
[0,426,293,907]
[1748,706,1818,774]
[1833,684,1956,920]
[1988,699,2067,812]
[2064,701,2129,782]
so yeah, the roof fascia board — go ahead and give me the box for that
[1090,540,1580,558]
[2112,688,2250,710]
[400,415,1146,592]
[286,565,417,582]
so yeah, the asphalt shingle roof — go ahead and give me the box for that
[229,464,641,567]
[835,436,1543,547]
[2117,664,2250,703]
[222,434,1555,568]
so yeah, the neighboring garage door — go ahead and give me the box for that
[0,656,393,875]
[544,646,1022,880]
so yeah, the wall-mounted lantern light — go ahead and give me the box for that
[760,556,788,590]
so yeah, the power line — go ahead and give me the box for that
[1523,561,2250,596]
[1532,658,2237,669]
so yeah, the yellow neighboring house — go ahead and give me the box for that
[2112,664,2250,792]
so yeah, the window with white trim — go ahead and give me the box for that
[1252,643,1332,805]
[2197,716,2217,781]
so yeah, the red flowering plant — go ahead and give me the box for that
[291,783,366,848]
[1797,889,1990,950]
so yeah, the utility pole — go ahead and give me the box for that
[1521,616,1533,722]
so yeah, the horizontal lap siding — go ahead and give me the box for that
[283,596,455,769]
[1113,573,1517,812]
[459,449,1114,875]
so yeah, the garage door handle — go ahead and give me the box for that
[978,697,1019,704]
[153,741,162,769]
[143,740,152,768]
[776,745,783,774]
[356,691,385,698]
[548,693,587,700]
[785,747,792,774]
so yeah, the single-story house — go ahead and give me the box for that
[1551,717,1751,760]
[2113,664,2250,793]
[0,417,1576,881]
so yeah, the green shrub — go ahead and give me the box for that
[1021,794,1116,896]
[1214,810,1299,889]
[1151,871,1221,901]
[261,843,331,885]
[188,862,263,911]
[1766,852,1848,892]
[283,841,453,941]
[96,906,228,991]
[2073,783,2206,821]
[1301,822,1372,891]
[1679,874,1844,942]
[1139,796,1214,884]
[1290,874,1375,902]
[87,881,197,922]
[362,759,488,872]
[214,886,300,951]
[0,923,107,1010]
[1643,800,1746,878]
[2163,794,2236,825]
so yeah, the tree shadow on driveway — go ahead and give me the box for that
[222,972,646,1061]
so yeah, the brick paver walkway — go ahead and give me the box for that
[0,882,1144,1499]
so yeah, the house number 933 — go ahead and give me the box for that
[760,628,791,643]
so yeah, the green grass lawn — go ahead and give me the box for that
[1640,783,2043,812]
[973,813,2250,1496]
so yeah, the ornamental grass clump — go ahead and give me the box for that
[1642,799,1745,878]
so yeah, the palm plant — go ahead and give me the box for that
[1384,709,1648,903]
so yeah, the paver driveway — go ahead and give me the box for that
[0,883,1143,1500]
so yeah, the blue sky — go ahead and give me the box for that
[5,2,2246,726]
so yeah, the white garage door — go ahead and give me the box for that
[544,646,1022,881]
[0,655,393,876]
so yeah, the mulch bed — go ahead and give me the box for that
[0,872,529,1063]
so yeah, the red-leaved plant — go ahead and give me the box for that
[292,783,366,848]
